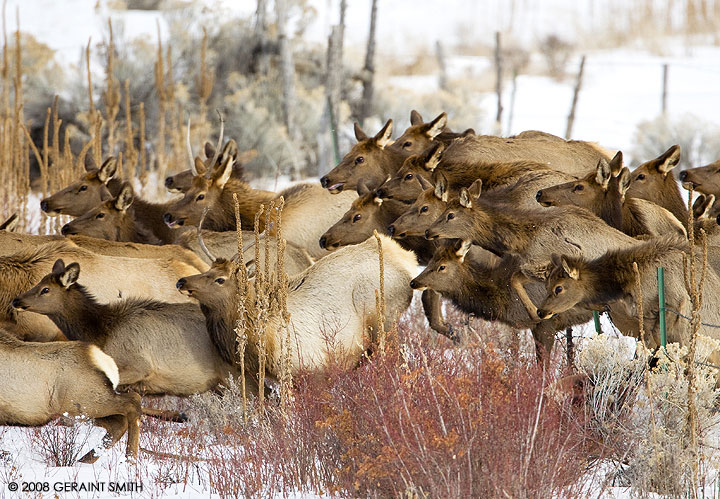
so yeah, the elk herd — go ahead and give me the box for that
[2,109,720,464]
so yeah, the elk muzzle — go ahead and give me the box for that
[163,213,185,228]
[11,297,27,310]
[536,308,555,320]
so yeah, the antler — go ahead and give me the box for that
[197,207,216,262]
[186,118,198,176]
[204,109,224,178]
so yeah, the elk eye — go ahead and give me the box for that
[404,173,413,181]
[403,141,412,148]
[420,206,429,213]
[197,194,205,201]
[447,212,455,220]
[353,214,362,222]
[573,184,584,192]
[637,174,645,180]
[438,265,446,271]
[79,185,87,192]
[554,286,563,295]
[96,213,105,219]
[215,278,225,284]
[355,156,365,165]
[41,287,49,295]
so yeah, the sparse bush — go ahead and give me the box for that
[29,417,94,467]
[539,34,573,80]
[632,113,720,170]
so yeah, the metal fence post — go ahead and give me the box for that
[593,311,602,334]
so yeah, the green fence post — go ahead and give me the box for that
[658,266,666,348]
[593,311,602,334]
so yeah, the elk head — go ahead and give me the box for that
[388,175,446,239]
[320,119,397,193]
[163,141,236,229]
[424,178,482,241]
[40,158,117,216]
[60,183,135,239]
[12,259,80,315]
[410,239,472,291]
[536,254,587,320]
[176,258,237,310]
[679,159,720,195]
[388,111,448,156]
[536,152,622,207]
[377,142,444,202]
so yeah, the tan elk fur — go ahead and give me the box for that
[0,329,141,463]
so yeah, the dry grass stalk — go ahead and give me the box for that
[233,193,249,423]
[85,38,94,118]
[254,203,269,414]
[138,101,147,187]
[271,197,292,413]
[92,112,102,170]
[123,79,137,178]
[103,18,120,156]
[374,230,386,352]
[154,21,167,177]
[196,26,214,132]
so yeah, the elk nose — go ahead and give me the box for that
[716,213,720,226]
[11,298,21,309]
[40,200,49,212]
[319,236,327,249]
[425,229,430,239]
[320,176,330,189]
[176,278,186,289]
[679,170,688,181]
[537,309,549,319]
[165,176,174,188]
[409,279,418,289]
[60,224,70,236]
[387,224,395,236]
[163,213,172,224]
[535,190,543,201]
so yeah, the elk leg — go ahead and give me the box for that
[78,414,128,464]
[421,289,459,343]
[511,272,540,322]
[530,323,555,365]
[566,328,575,368]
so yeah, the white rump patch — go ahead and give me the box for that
[88,345,120,389]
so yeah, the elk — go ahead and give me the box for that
[536,154,687,238]
[0,329,141,464]
[625,144,687,224]
[388,111,473,157]
[177,234,417,377]
[164,141,257,193]
[425,181,641,319]
[40,158,119,216]
[410,240,591,359]
[13,259,249,397]
[0,240,200,342]
[680,159,720,205]
[536,238,720,360]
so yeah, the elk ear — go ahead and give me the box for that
[424,112,447,139]
[417,174,433,191]
[459,188,472,208]
[0,213,18,232]
[423,142,445,171]
[354,122,368,142]
[595,159,611,190]
[461,128,475,137]
[434,173,448,202]
[84,153,96,171]
[204,141,216,160]
[617,167,631,197]
[221,139,238,163]
[561,257,579,280]
[374,119,394,149]
[656,144,681,175]
[410,109,423,126]
[356,180,370,197]
[455,239,472,262]
[59,262,81,288]
[212,156,234,189]
[97,158,118,184]
[51,258,66,275]
[467,179,483,201]
[114,184,134,212]
[608,150,623,175]
[194,157,208,176]
[693,194,715,219]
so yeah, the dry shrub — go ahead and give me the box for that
[538,35,573,81]
[575,333,720,495]
[29,417,94,467]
